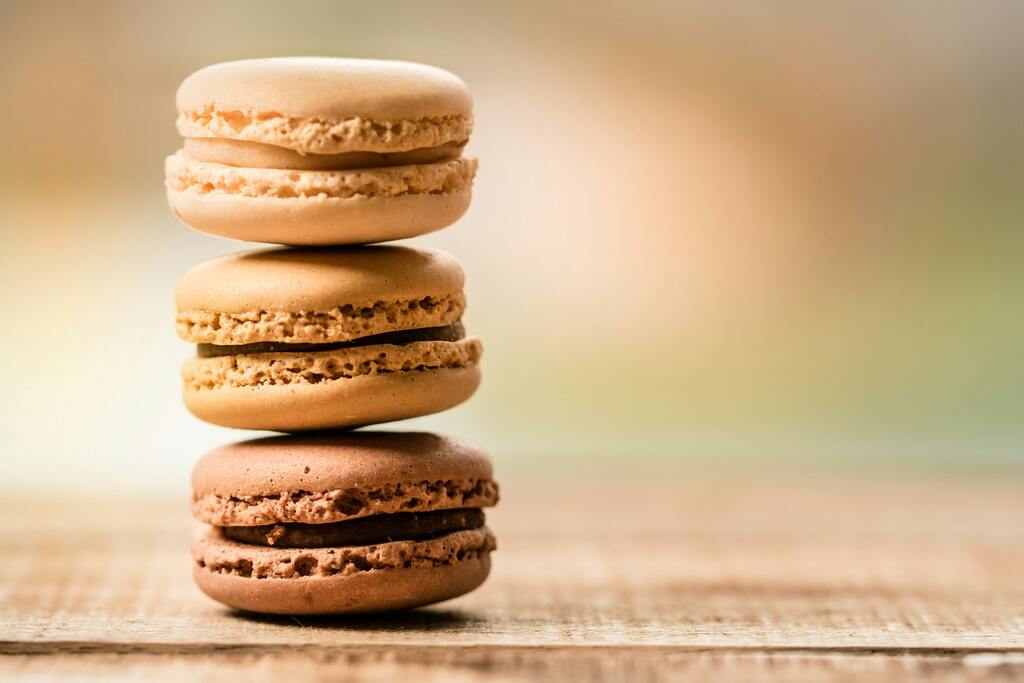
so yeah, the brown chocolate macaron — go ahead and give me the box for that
[191,432,499,615]
[175,245,482,431]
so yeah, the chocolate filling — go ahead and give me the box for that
[222,508,486,548]
[197,321,465,358]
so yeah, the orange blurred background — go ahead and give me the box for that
[1,1,1022,493]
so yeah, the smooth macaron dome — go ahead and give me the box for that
[166,57,478,245]
[190,432,499,615]
[175,246,483,431]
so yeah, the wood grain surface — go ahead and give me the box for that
[2,474,1023,681]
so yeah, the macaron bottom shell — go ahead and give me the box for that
[183,362,481,432]
[167,188,473,247]
[192,526,493,615]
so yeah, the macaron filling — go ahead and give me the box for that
[222,508,485,548]
[183,138,466,171]
[196,321,466,358]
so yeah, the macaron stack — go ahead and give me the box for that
[166,58,497,615]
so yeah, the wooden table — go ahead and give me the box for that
[3,473,1023,681]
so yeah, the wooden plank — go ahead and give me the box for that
[2,475,1023,680]
[3,649,1024,682]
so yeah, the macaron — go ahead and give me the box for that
[165,57,478,246]
[175,245,482,431]
[191,431,499,615]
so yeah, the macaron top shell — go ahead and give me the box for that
[192,431,492,498]
[175,246,468,345]
[176,58,473,154]
[176,246,463,313]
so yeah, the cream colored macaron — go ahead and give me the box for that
[175,246,482,431]
[166,58,477,245]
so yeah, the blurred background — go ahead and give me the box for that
[1,0,1021,496]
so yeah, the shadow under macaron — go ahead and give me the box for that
[225,606,486,631]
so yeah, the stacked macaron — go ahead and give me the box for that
[166,58,497,615]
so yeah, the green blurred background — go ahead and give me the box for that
[1,1,1022,493]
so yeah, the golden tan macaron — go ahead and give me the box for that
[175,246,482,431]
[166,57,477,245]
[191,432,499,615]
